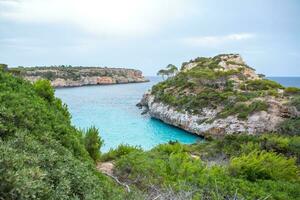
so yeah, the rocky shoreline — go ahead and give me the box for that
[138,92,299,138]
[10,66,149,87]
[138,54,300,138]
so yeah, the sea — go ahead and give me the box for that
[55,76,300,152]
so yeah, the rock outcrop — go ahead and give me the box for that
[10,66,148,87]
[139,54,300,138]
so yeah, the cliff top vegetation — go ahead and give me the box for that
[152,54,300,124]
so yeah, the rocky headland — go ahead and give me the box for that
[138,54,300,138]
[9,66,149,87]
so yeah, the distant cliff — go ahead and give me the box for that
[9,66,149,87]
[138,54,300,138]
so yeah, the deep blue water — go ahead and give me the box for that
[55,77,201,152]
[55,76,300,152]
[268,77,300,87]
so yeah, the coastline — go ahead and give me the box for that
[53,79,150,89]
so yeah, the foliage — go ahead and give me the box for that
[241,79,284,91]
[157,64,178,79]
[277,96,300,135]
[289,95,300,111]
[278,118,300,136]
[0,70,131,199]
[33,79,55,102]
[220,100,269,119]
[0,63,8,71]
[285,87,300,95]
[101,144,142,161]
[110,135,300,200]
[229,150,298,181]
[84,126,104,162]
[0,133,129,200]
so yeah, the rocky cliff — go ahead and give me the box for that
[138,54,300,138]
[10,66,148,87]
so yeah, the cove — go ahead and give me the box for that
[55,77,201,152]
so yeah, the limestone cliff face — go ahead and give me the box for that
[139,93,298,138]
[138,54,300,138]
[13,67,149,87]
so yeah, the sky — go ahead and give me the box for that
[0,0,300,76]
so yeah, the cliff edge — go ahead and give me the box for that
[138,54,300,138]
[9,66,149,87]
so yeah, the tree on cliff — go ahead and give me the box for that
[157,64,178,80]
[166,64,178,77]
[157,69,168,80]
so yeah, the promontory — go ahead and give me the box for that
[138,54,300,138]
[9,66,149,87]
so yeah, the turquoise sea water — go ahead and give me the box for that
[55,76,300,152]
[55,77,201,152]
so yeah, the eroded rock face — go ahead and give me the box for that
[96,77,115,84]
[139,94,297,138]
[16,67,149,87]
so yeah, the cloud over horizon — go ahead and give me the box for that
[0,0,193,37]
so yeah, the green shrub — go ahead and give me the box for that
[84,126,103,162]
[290,96,300,111]
[220,100,268,119]
[152,141,188,155]
[0,64,8,72]
[285,87,300,95]
[241,79,284,91]
[33,79,55,102]
[278,118,300,136]
[288,137,300,162]
[229,150,298,181]
[101,144,142,161]
[0,133,127,200]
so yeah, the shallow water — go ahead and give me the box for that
[55,77,201,152]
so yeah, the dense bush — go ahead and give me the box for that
[84,126,104,162]
[290,96,300,111]
[229,150,298,181]
[33,79,55,102]
[0,133,128,200]
[101,144,142,161]
[0,70,130,199]
[285,87,300,95]
[278,118,300,136]
[220,100,269,119]
[241,79,284,91]
[0,63,8,71]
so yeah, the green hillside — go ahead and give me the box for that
[0,68,133,199]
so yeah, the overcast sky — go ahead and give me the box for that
[0,0,299,76]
